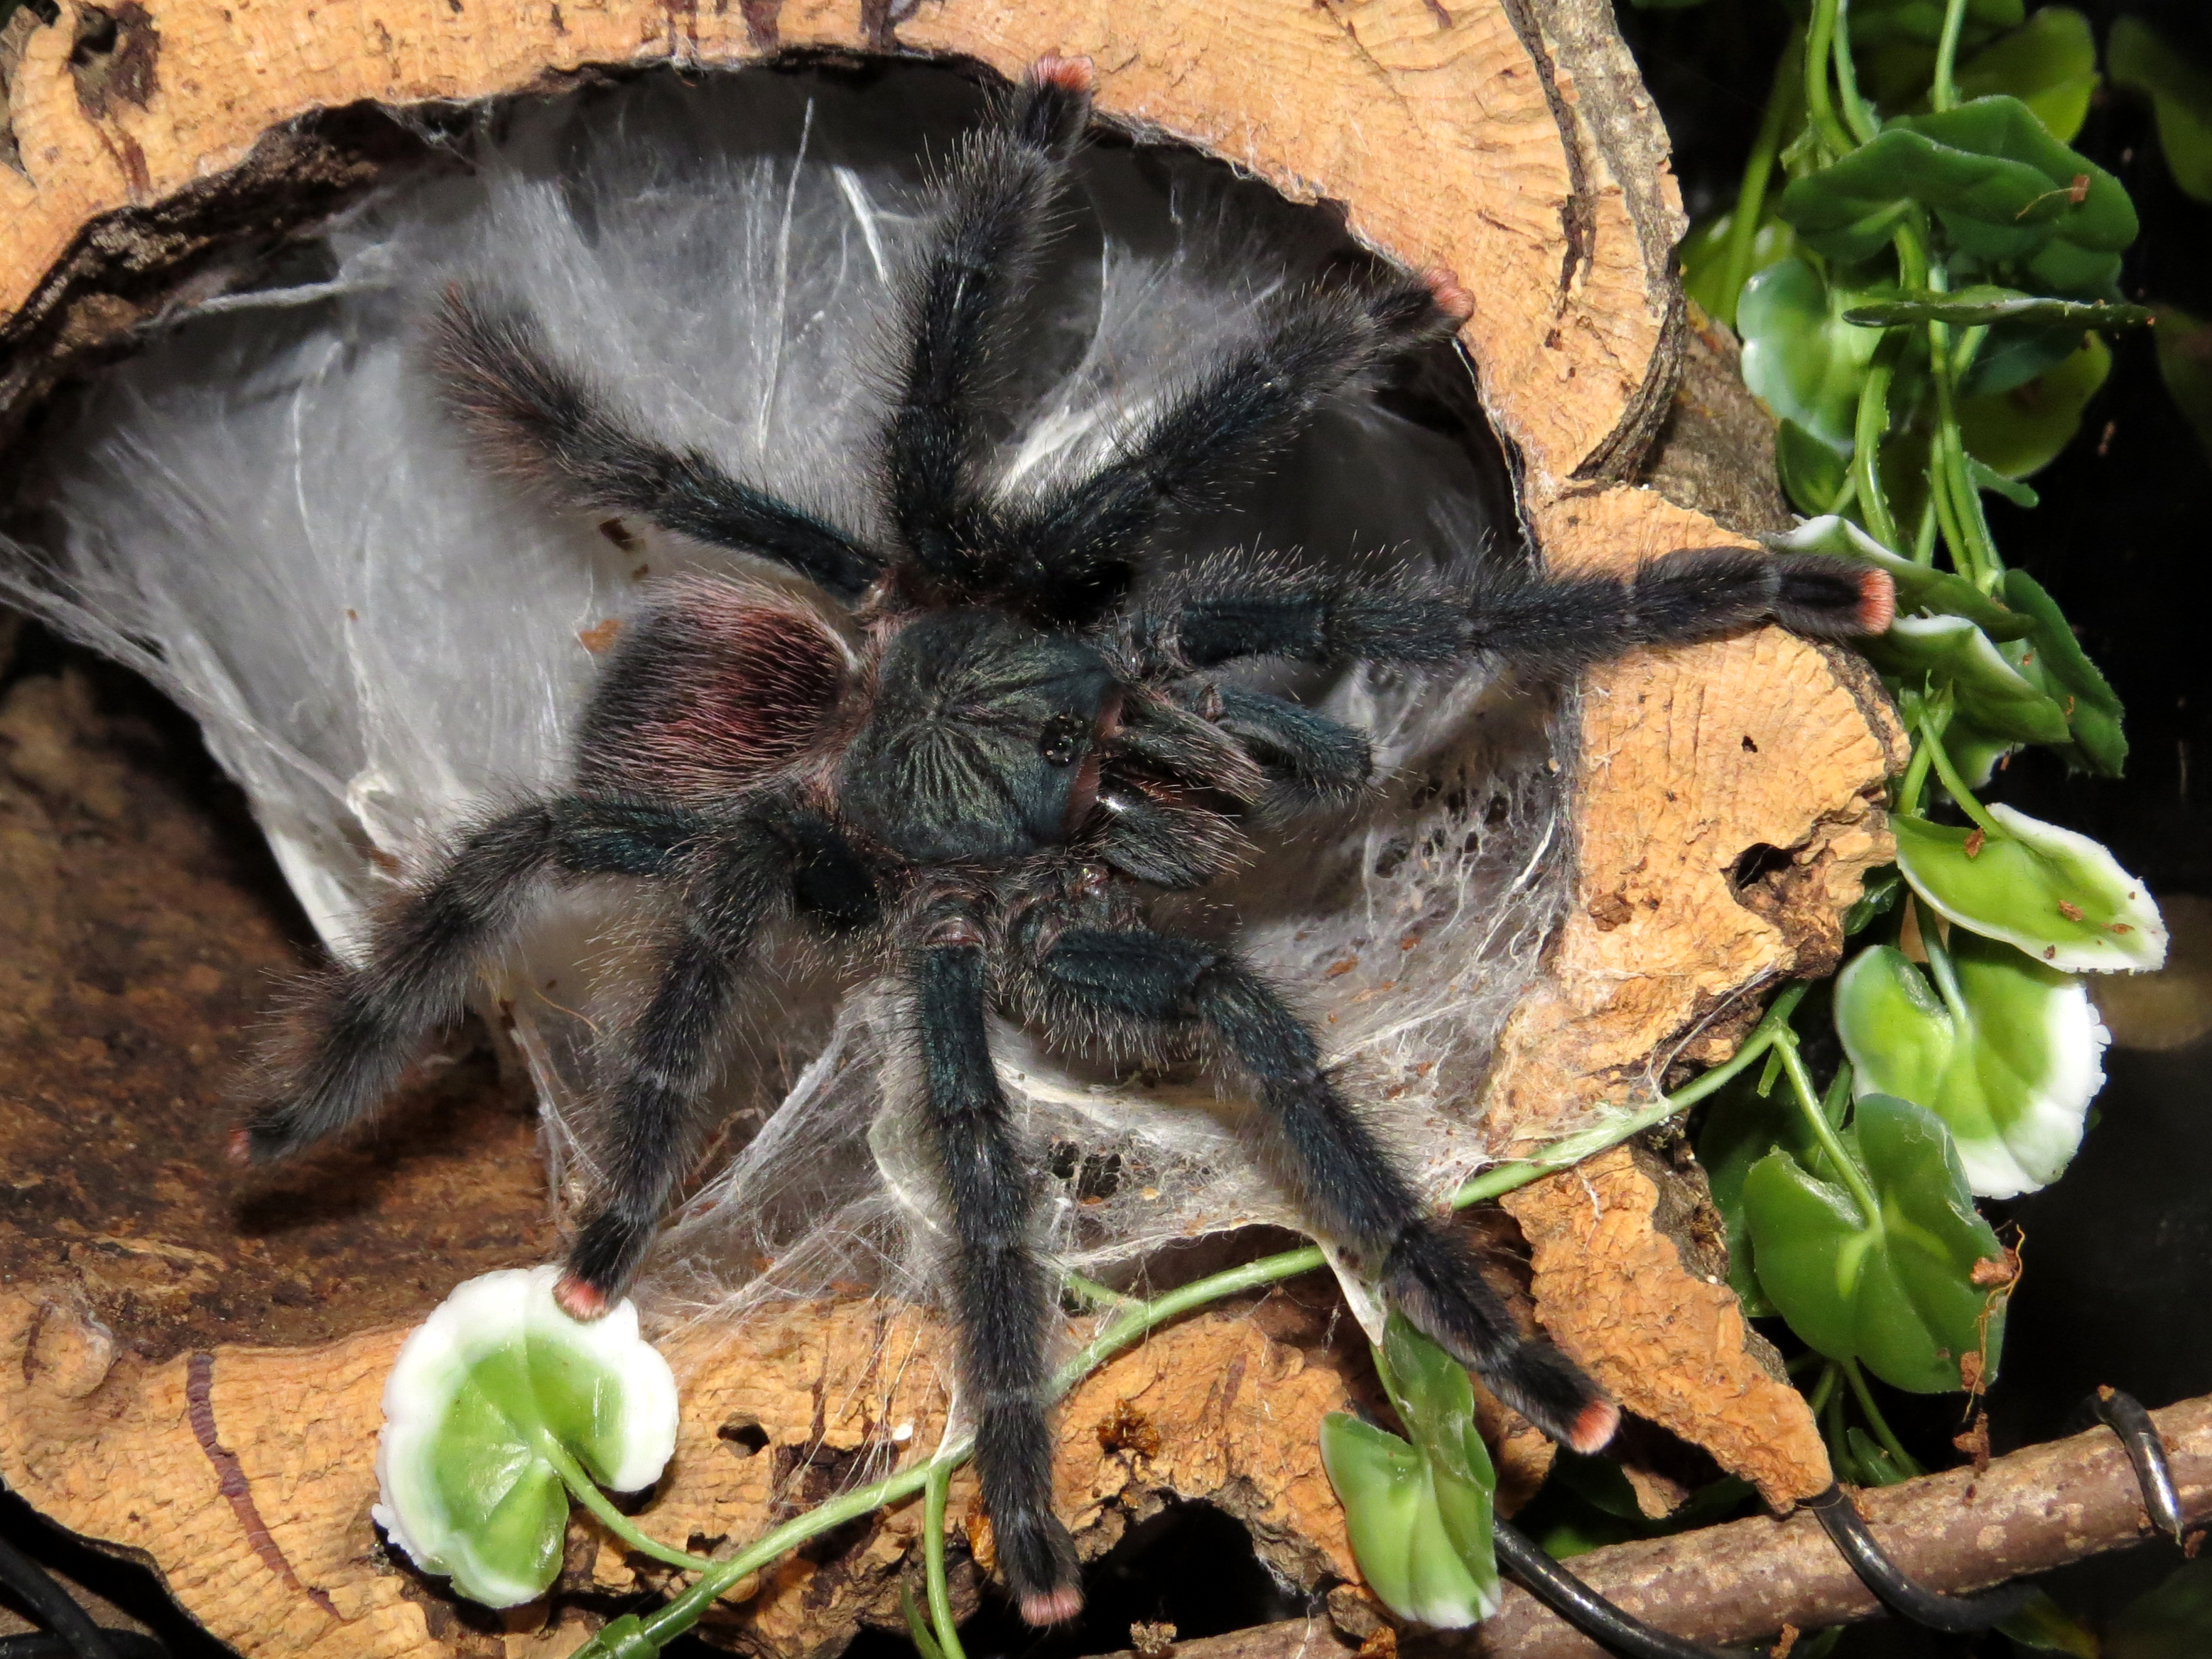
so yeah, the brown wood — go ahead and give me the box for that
[0,1,1904,1653]
[1082,1393,2212,1659]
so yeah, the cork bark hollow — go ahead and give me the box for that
[0,3,1899,1656]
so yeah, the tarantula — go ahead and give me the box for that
[234,59,1893,1624]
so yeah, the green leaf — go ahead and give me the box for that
[1777,97,2137,297]
[1679,212,1797,325]
[1999,1586,2102,1655]
[1377,1316,1501,1610]
[1997,569,2127,774]
[1321,1414,1498,1627]
[1851,0,2022,51]
[1766,515,2035,639]
[1958,333,2111,479]
[1844,289,2152,330]
[1942,713,2027,788]
[1861,614,2071,744]
[1954,8,2098,143]
[1740,258,1892,452]
[1836,937,2107,1197]
[2109,16,2212,203]
[1892,805,2167,973]
[376,1267,681,1608]
[1968,455,2040,508]
[1322,1315,1504,1628]
[1743,1094,2008,1393]
[2149,300,2212,467]
[1776,419,1850,516]
[1845,866,1904,935]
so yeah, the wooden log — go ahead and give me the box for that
[0,2,1901,1653]
[1083,1392,2212,1659]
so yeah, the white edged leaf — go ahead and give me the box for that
[374,1266,680,1608]
[1836,939,2108,1197]
[1894,803,2169,973]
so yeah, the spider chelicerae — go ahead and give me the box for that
[232,56,1894,1623]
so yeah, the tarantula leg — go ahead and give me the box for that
[1463,546,1897,680]
[1161,562,1470,671]
[237,802,565,1163]
[884,58,1093,592]
[236,797,709,1165]
[1000,271,1469,623]
[911,915,1083,1625]
[432,290,882,599]
[1030,926,1619,1454]
[557,819,794,1317]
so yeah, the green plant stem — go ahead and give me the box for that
[1912,492,1940,566]
[1916,705,2008,839]
[1821,1059,1855,1126]
[638,1452,963,1648]
[536,1433,720,1574]
[1803,0,1856,159]
[1774,1030,1885,1227]
[1897,737,1935,815]
[1061,1272,1138,1308]
[1842,1358,1924,1475]
[923,1456,967,1659]
[600,984,1819,1655]
[901,1587,947,1659]
[1806,1361,1842,1418]
[1920,911,1972,1028]
[1822,1364,1853,1466]
[1718,31,1804,327]
[1851,348,1899,548]
[1831,0,1881,144]
[1931,0,1970,113]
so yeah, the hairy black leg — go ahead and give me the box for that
[912,918,1081,1625]
[1463,548,1896,680]
[1166,571,1470,670]
[558,820,792,1315]
[884,58,1093,591]
[237,797,715,1164]
[1031,927,1618,1453]
[433,290,882,599]
[237,803,568,1161]
[1000,273,1468,622]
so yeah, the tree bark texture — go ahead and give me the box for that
[1088,1393,2212,1659]
[0,2,1904,1654]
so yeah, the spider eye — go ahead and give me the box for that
[1038,714,1088,767]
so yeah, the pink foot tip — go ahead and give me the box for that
[1031,54,1096,94]
[1857,569,1897,634]
[1019,1584,1085,1626]
[224,1126,254,1167]
[553,1273,611,1321]
[1566,1398,1622,1455]
[1421,266,1475,323]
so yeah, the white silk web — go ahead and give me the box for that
[1,65,1573,1344]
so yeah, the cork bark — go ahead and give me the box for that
[0,1,1901,1653]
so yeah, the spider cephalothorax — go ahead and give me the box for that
[235,58,1893,1624]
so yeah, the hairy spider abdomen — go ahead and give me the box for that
[575,574,853,803]
[839,608,1119,864]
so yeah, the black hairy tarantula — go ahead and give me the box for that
[234,58,1894,1624]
